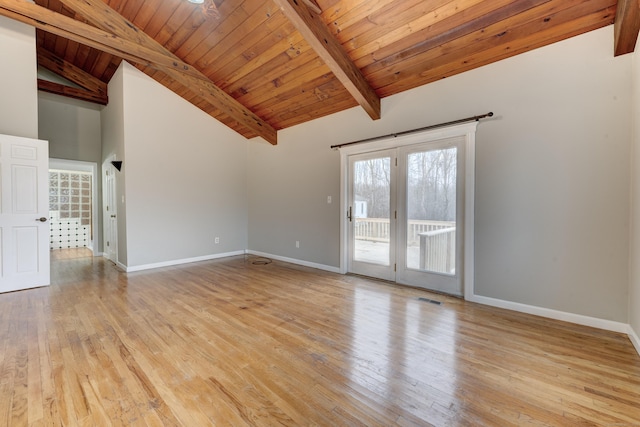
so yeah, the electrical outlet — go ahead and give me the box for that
[296,241,300,248]
[215,237,220,244]
[327,196,332,204]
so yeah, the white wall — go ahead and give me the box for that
[629,34,640,350]
[118,62,248,268]
[0,16,38,139]
[39,92,102,162]
[38,92,104,253]
[101,64,128,265]
[248,26,631,323]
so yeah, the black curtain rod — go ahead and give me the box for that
[330,112,494,150]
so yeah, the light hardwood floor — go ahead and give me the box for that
[1,255,639,426]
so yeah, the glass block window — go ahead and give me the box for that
[49,170,92,249]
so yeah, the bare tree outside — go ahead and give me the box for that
[407,148,457,222]
[353,157,391,265]
[406,147,457,273]
[354,158,390,219]
[352,148,457,274]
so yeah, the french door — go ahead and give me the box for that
[346,137,465,295]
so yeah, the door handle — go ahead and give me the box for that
[347,206,352,222]
[111,215,116,218]
[36,217,47,222]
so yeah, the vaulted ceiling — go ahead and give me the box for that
[0,0,638,145]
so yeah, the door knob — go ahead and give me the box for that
[36,217,47,222]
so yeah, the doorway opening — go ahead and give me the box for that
[48,159,98,259]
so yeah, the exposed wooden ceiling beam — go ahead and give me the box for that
[614,0,640,56]
[38,79,108,105]
[273,0,381,120]
[56,0,278,145]
[0,0,278,145]
[300,0,322,15]
[0,0,202,79]
[37,48,107,96]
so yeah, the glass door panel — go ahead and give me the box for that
[348,150,396,281]
[406,147,457,274]
[397,138,464,296]
[354,157,391,265]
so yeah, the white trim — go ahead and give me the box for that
[339,153,348,274]
[101,253,127,271]
[247,250,341,274]
[467,294,630,334]
[124,251,246,272]
[463,128,476,300]
[97,246,640,353]
[629,325,640,356]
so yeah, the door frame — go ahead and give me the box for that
[339,122,478,299]
[347,149,397,281]
[49,158,99,254]
[102,155,118,264]
[395,138,465,295]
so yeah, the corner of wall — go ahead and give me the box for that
[628,31,640,357]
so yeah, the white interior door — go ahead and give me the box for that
[0,134,50,293]
[103,163,117,263]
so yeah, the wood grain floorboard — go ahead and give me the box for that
[0,254,638,426]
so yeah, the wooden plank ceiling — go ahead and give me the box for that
[0,0,636,144]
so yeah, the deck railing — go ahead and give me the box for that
[354,218,454,244]
[355,218,456,274]
[419,227,456,274]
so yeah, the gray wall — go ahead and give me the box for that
[248,26,631,323]
[248,135,341,267]
[39,92,102,162]
[630,37,640,342]
[0,16,38,139]
[101,65,128,266]
[117,62,248,268]
[38,92,104,253]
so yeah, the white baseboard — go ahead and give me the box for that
[246,250,341,274]
[122,251,245,273]
[100,253,125,270]
[94,249,639,357]
[628,325,640,356]
[467,294,630,334]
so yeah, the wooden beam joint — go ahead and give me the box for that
[273,0,381,120]
[38,79,108,105]
[37,48,108,97]
[0,0,278,144]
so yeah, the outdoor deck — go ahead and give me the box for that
[354,218,456,274]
